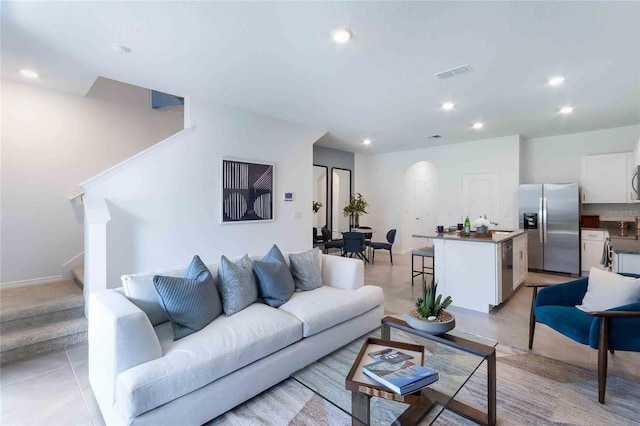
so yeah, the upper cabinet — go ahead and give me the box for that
[580,152,633,203]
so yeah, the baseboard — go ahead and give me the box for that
[1,275,64,290]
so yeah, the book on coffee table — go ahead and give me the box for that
[362,359,439,395]
[368,348,413,364]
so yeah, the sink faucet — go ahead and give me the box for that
[490,221,498,226]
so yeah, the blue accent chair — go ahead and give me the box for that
[528,274,640,403]
[370,229,397,265]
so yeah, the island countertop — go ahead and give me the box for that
[412,229,525,244]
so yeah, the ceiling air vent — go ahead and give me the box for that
[434,64,473,80]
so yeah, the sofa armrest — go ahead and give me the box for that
[88,289,163,416]
[321,254,364,290]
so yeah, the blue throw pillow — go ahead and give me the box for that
[218,254,259,316]
[253,244,296,307]
[153,255,222,340]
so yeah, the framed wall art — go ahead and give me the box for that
[220,158,274,223]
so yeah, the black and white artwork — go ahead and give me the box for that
[221,159,274,223]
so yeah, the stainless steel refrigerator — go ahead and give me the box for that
[518,183,580,275]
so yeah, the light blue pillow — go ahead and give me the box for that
[253,244,296,307]
[289,248,323,291]
[218,254,259,316]
[153,255,222,340]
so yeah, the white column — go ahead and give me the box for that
[82,196,111,316]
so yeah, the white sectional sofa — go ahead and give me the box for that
[88,253,384,425]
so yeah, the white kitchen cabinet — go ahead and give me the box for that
[627,152,639,202]
[581,229,608,274]
[614,252,640,274]
[513,233,528,289]
[581,152,630,203]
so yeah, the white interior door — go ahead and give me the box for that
[415,180,434,233]
[462,173,500,226]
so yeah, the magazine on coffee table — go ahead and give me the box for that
[362,359,439,395]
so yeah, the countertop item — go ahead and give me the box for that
[413,230,525,244]
[610,237,640,254]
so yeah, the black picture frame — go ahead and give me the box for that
[220,158,274,223]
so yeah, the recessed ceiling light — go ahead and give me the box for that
[331,28,353,44]
[427,135,442,139]
[362,138,372,145]
[19,69,39,79]
[559,106,574,114]
[472,122,484,129]
[110,43,132,54]
[441,102,455,111]
[548,76,565,86]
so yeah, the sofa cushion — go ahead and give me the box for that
[122,261,220,326]
[254,245,295,307]
[289,248,323,292]
[153,255,223,340]
[279,285,384,337]
[115,303,303,418]
[218,255,259,316]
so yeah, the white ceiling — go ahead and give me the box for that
[2,1,639,154]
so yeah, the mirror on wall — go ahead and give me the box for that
[331,167,352,238]
[313,165,328,230]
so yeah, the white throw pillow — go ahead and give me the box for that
[576,267,640,312]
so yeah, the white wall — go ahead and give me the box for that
[82,96,325,288]
[1,79,183,286]
[523,125,640,184]
[355,135,521,253]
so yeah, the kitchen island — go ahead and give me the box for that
[413,230,527,313]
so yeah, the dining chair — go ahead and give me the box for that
[342,232,368,262]
[321,226,344,255]
[370,229,397,265]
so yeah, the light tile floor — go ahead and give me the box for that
[2,252,639,425]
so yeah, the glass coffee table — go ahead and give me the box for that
[291,316,497,425]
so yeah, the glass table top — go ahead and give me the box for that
[291,325,496,425]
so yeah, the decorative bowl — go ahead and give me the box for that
[405,310,455,335]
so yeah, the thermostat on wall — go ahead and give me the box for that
[284,192,293,201]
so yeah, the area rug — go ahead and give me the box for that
[208,344,640,426]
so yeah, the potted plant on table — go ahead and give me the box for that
[472,216,492,234]
[343,193,368,228]
[406,278,455,334]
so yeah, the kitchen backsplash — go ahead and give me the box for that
[582,203,640,221]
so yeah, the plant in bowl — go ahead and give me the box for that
[405,278,455,334]
[472,216,491,234]
[343,192,368,228]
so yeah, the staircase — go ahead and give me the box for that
[0,280,87,364]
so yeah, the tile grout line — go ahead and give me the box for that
[0,364,69,387]
[65,346,95,424]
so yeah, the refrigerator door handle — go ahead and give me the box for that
[543,197,548,243]
[539,197,544,243]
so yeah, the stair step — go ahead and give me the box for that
[0,280,83,322]
[0,280,87,364]
[1,332,87,364]
[1,307,85,333]
[72,265,84,289]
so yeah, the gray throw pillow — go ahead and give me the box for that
[253,244,295,307]
[153,255,222,341]
[218,254,259,316]
[289,248,323,291]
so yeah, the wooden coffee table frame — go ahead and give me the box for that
[378,316,497,426]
